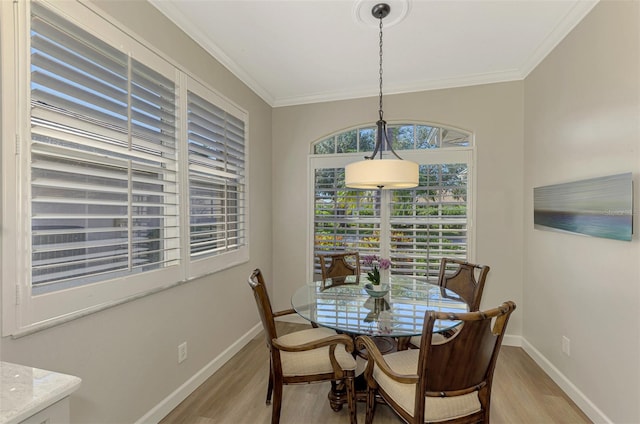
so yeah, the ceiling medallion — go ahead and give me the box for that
[352,0,410,28]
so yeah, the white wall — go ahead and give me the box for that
[271,82,525,337]
[523,1,640,422]
[0,1,273,423]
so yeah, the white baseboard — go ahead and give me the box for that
[501,334,522,347]
[136,322,263,424]
[521,338,612,424]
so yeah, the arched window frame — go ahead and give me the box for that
[308,121,475,282]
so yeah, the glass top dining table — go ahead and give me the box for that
[291,274,469,338]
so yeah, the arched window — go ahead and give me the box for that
[310,122,474,282]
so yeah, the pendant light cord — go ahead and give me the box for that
[365,3,402,161]
[378,16,384,122]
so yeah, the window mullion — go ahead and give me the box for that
[126,55,133,271]
[380,190,391,259]
[177,73,190,278]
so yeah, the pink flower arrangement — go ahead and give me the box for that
[362,255,391,285]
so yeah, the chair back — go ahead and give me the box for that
[248,269,278,349]
[318,252,360,281]
[416,301,515,401]
[438,258,490,311]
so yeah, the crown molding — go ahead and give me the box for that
[272,69,525,107]
[148,0,276,106]
[518,0,599,78]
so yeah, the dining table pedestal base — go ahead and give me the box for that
[358,335,397,356]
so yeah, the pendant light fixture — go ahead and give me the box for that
[345,3,419,190]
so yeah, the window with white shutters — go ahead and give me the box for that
[310,124,472,282]
[187,89,246,259]
[30,2,179,294]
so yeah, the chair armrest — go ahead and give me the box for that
[356,335,418,384]
[273,333,354,354]
[273,308,296,318]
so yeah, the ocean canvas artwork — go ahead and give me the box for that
[534,173,633,241]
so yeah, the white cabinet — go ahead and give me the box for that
[16,398,69,424]
[0,362,81,424]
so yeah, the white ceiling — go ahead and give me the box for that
[149,0,598,107]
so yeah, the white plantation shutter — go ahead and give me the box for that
[30,3,179,293]
[313,167,381,275]
[390,163,468,282]
[187,90,246,258]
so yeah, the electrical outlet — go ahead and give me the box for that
[562,336,570,356]
[178,342,187,363]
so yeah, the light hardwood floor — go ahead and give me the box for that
[160,322,592,423]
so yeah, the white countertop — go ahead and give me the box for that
[0,361,81,424]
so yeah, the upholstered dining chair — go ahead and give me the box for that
[247,269,358,424]
[318,251,361,282]
[356,301,516,424]
[436,258,490,311]
[408,258,490,348]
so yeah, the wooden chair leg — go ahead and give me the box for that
[271,382,283,424]
[266,365,274,405]
[345,372,357,424]
[365,385,376,424]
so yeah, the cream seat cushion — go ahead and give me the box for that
[408,332,446,347]
[276,327,357,377]
[409,324,464,347]
[373,349,481,422]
